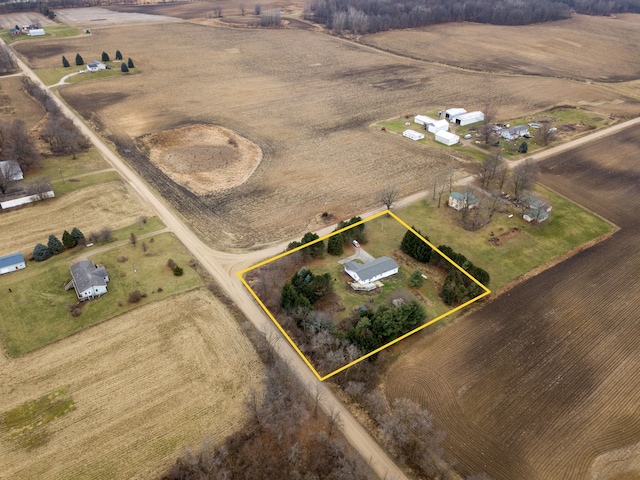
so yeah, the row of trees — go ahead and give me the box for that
[0,44,17,75]
[0,119,40,194]
[328,216,366,255]
[21,77,90,159]
[33,228,84,261]
[62,52,134,69]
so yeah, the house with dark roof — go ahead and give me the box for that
[448,191,479,211]
[0,252,26,275]
[65,260,109,301]
[344,256,399,286]
[523,209,549,223]
[87,60,106,72]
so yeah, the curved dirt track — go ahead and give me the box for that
[7,43,408,480]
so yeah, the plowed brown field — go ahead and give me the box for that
[0,289,264,479]
[13,12,640,249]
[385,126,640,479]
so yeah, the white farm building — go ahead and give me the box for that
[28,28,45,36]
[0,252,26,275]
[403,129,424,141]
[87,61,106,72]
[414,116,449,133]
[435,131,460,146]
[445,108,467,122]
[428,119,449,133]
[344,256,399,286]
[454,111,485,126]
[414,115,436,127]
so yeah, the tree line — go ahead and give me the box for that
[305,0,640,35]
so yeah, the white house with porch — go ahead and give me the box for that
[448,191,479,211]
[344,256,399,287]
[65,260,109,301]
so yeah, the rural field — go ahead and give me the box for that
[11,7,640,249]
[384,125,640,479]
[0,289,264,479]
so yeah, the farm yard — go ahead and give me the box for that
[0,289,264,479]
[10,8,640,249]
[384,125,640,479]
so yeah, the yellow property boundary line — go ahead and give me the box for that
[238,210,491,381]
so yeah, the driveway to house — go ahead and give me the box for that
[338,247,376,265]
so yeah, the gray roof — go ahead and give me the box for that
[450,191,478,203]
[345,256,398,284]
[0,252,24,268]
[70,260,108,293]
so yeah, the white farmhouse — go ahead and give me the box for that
[403,129,425,141]
[0,252,26,275]
[523,210,549,223]
[87,60,107,72]
[454,111,485,126]
[500,125,529,140]
[344,256,399,286]
[435,131,460,146]
[66,260,109,301]
[448,191,479,211]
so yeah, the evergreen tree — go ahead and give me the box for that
[519,141,528,153]
[400,227,431,263]
[62,55,69,68]
[71,227,85,244]
[127,58,134,68]
[327,233,343,256]
[115,50,122,60]
[300,232,324,258]
[33,243,52,262]
[121,63,129,73]
[75,53,84,66]
[62,230,77,249]
[101,51,110,62]
[47,234,64,255]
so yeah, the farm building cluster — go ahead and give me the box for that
[448,190,552,223]
[403,107,485,146]
[9,25,44,36]
[0,160,54,210]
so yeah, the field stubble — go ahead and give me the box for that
[13,18,640,248]
[0,289,264,479]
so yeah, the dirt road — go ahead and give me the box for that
[8,45,408,480]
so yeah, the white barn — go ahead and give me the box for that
[66,260,109,301]
[28,28,45,36]
[344,257,399,285]
[0,252,26,275]
[428,119,449,133]
[445,108,467,122]
[414,115,436,127]
[87,60,106,72]
[403,129,424,141]
[435,131,460,146]
[455,111,485,126]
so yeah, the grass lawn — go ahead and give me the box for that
[0,227,201,357]
[37,65,131,86]
[0,25,81,44]
[391,185,612,290]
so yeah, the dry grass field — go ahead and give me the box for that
[0,289,264,479]
[12,9,640,249]
[385,125,640,480]
[0,179,152,257]
[0,76,45,128]
[361,14,640,84]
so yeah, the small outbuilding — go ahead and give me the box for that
[403,129,425,141]
[344,256,399,286]
[0,160,23,181]
[435,131,460,146]
[0,252,26,275]
[414,115,437,127]
[65,260,110,301]
[28,28,45,36]
[523,210,549,223]
[445,108,467,122]
[448,191,479,211]
[455,111,485,126]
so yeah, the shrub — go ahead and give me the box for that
[117,255,128,263]
[173,266,184,276]
[128,290,143,303]
[157,287,163,293]
[167,258,177,270]
[33,243,52,261]
[408,270,425,288]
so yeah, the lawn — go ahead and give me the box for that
[392,185,613,290]
[0,227,201,357]
[37,65,129,86]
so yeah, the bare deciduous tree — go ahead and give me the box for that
[26,178,52,200]
[0,160,21,194]
[40,114,90,159]
[511,159,538,200]
[476,150,503,189]
[377,185,400,210]
[536,121,556,146]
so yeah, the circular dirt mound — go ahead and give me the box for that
[139,124,262,195]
